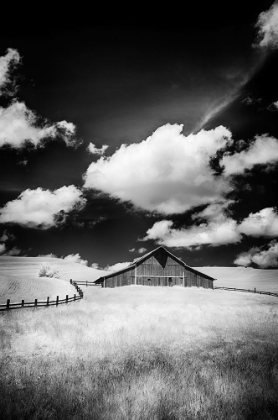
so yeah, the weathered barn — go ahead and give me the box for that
[94,246,215,288]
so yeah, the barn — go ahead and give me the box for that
[94,246,216,288]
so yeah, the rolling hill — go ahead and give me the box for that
[195,266,278,292]
[0,256,107,302]
[1,256,277,302]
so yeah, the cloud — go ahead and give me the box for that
[255,1,278,49]
[142,217,241,248]
[142,204,278,249]
[0,49,78,149]
[234,241,278,268]
[220,135,278,176]
[0,102,77,148]
[84,124,232,214]
[271,100,278,110]
[87,142,108,155]
[238,207,278,237]
[63,253,88,266]
[91,262,100,269]
[0,230,15,242]
[138,247,147,254]
[4,246,21,256]
[142,202,242,248]
[129,247,147,253]
[105,262,131,272]
[0,243,6,254]
[0,48,20,96]
[0,185,86,228]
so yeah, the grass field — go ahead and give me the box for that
[0,256,107,301]
[195,266,278,292]
[1,286,278,419]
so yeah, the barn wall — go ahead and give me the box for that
[103,254,213,288]
[104,267,135,288]
[136,255,213,289]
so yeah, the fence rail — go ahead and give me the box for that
[214,286,278,298]
[72,280,100,287]
[0,279,84,311]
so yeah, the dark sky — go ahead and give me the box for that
[0,2,278,270]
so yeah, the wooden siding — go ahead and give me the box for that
[103,254,213,289]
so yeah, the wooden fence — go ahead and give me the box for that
[72,280,100,287]
[0,279,83,311]
[214,286,278,298]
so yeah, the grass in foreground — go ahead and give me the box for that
[1,286,278,420]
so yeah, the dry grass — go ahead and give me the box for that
[1,286,278,419]
[195,266,278,292]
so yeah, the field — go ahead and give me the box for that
[195,266,278,292]
[1,285,278,420]
[0,256,107,301]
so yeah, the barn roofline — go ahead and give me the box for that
[94,246,216,283]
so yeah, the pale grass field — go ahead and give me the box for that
[1,286,278,419]
[0,256,107,301]
[195,266,278,292]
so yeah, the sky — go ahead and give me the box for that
[0,2,278,270]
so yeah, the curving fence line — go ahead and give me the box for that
[214,286,278,298]
[0,279,83,311]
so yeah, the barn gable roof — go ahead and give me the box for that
[94,246,216,283]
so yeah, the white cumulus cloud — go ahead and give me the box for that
[0,48,20,95]
[87,142,108,155]
[238,207,278,237]
[0,185,86,228]
[143,217,241,248]
[142,204,278,249]
[105,262,131,272]
[0,102,76,148]
[0,49,78,149]
[255,1,278,49]
[84,124,232,214]
[234,240,278,268]
[220,135,278,176]
[63,253,88,266]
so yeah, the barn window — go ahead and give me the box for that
[168,277,173,286]
[148,278,152,285]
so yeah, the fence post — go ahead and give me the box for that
[35,299,37,307]
[70,279,72,285]
[66,295,68,304]
[6,299,10,310]
[254,288,256,293]
[74,294,76,301]
[86,281,88,287]
[47,297,49,306]
[22,299,24,307]
[56,296,59,306]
